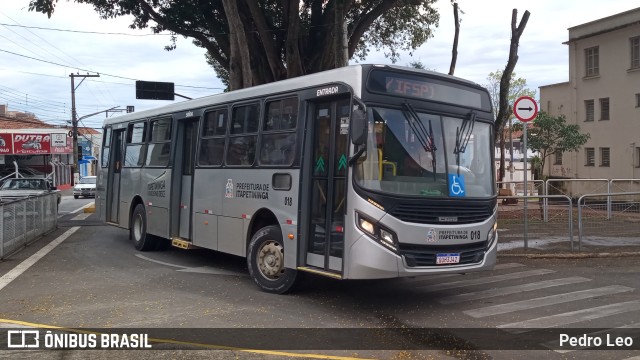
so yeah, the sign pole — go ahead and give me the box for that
[513,96,538,251]
[523,123,528,250]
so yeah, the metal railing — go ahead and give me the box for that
[497,194,573,250]
[577,192,640,251]
[498,178,640,252]
[1,193,58,259]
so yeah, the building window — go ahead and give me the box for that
[631,36,640,69]
[636,147,640,168]
[585,46,599,77]
[585,100,594,122]
[554,151,563,165]
[599,98,609,120]
[599,147,610,167]
[585,147,595,166]
[636,93,640,108]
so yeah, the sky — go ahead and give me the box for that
[0,0,637,130]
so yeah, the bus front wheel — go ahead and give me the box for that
[130,204,157,251]
[247,225,299,294]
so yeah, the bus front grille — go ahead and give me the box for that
[389,200,495,225]
[399,241,487,267]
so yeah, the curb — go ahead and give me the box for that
[83,204,96,213]
[498,251,640,259]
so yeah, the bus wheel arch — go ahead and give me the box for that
[246,208,279,253]
[129,199,157,251]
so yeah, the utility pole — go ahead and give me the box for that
[70,73,100,183]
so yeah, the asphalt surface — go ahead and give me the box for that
[0,195,639,360]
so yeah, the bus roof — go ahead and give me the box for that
[103,64,486,127]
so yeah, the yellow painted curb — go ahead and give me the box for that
[83,203,96,213]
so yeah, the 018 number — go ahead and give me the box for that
[284,197,293,206]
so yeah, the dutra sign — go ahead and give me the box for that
[0,132,73,155]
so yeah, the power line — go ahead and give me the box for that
[0,22,172,36]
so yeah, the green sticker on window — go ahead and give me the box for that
[338,154,347,171]
[315,157,325,173]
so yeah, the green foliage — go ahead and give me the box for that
[516,112,591,175]
[29,0,440,88]
[485,69,536,124]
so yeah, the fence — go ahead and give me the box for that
[577,192,640,251]
[0,193,58,259]
[498,178,640,252]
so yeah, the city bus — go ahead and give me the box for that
[97,64,498,293]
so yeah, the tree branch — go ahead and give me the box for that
[347,0,399,58]
[448,1,459,75]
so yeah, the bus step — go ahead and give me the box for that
[297,266,343,280]
[171,238,194,249]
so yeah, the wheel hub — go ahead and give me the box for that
[257,240,284,279]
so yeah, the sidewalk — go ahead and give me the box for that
[497,235,640,258]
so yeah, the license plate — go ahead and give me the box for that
[436,253,460,264]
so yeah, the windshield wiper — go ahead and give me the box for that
[453,111,476,174]
[402,103,437,181]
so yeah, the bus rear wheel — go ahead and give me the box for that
[130,204,157,251]
[247,225,299,294]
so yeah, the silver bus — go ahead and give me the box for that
[98,64,498,293]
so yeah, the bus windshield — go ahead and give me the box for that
[355,106,494,197]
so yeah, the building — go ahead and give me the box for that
[539,7,640,180]
[0,105,102,187]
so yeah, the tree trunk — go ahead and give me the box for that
[448,2,459,76]
[495,9,530,186]
[494,9,530,139]
[285,0,304,78]
[335,0,349,68]
[499,131,506,185]
[222,0,253,90]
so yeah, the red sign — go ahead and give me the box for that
[12,133,51,154]
[513,96,538,122]
[0,133,13,154]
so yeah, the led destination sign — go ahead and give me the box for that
[367,70,490,111]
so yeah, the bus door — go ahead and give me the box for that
[106,128,124,223]
[172,118,199,240]
[306,98,350,273]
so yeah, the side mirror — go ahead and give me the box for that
[350,109,367,146]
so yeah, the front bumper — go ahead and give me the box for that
[73,189,95,196]
[345,232,498,279]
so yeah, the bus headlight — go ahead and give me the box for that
[359,218,375,235]
[487,222,498,248]
[380,228,396,248]
[356,212,398,252]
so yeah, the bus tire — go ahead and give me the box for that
[130,204,156,251]
[247,225,299,294]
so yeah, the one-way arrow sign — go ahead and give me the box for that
[513,96,538,122]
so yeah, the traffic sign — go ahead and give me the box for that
[513,96,538,122]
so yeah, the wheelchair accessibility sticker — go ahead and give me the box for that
[448,174,466,197]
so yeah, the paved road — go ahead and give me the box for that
[0,209,639,359]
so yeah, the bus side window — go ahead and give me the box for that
[199,109,227,166]
[260,97,298,166]
[146,118,172,167]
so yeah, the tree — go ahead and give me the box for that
[512,112,591,178]
[448,1,461,75]
[491,9,529,183]
[486,70,535,183]
[30,0,439,91]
